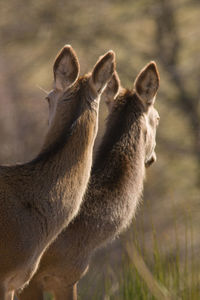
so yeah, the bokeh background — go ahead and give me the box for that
[0,0,199,299]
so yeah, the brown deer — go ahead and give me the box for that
[18,62,160,300]
[0,45,116,300]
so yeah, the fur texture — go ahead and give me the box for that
[18,63,160,300]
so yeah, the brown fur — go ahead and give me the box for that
[18,62,160,300]
[0,45,115,299]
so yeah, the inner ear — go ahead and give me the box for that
[53,45,80,91]
[134,61,160,105]
[91,50,116,94]
[102,71,121,112]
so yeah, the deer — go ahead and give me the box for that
[0,45,116,300]
[18,61,160,300]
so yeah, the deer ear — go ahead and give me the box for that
[102,71,121,112]
[53,45,80,91]
[91,50,116,94]
[134,61,160,105]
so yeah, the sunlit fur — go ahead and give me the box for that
[18,63,160,300]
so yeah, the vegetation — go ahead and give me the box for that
[78,219,199,299]
[0,0,199,299]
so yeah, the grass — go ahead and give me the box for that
[102,223,200,300]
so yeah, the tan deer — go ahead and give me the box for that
[18,62,160,300]
[0,45,116,300]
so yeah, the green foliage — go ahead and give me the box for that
[98,222,200,300]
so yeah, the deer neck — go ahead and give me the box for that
[36,108,96,198]
[93,115,145,190]
[70,105,146,253]
[5,99,99,240]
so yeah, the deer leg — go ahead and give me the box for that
[53,284,77,300]
[17,281,43,300]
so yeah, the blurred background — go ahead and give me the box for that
[0,0,199,299]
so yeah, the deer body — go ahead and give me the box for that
[18,63,160,300]
[0,45,115,299]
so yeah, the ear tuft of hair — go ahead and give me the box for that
[134,61,160,105]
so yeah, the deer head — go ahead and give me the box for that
[134,61,160,167]
[46,45,116,128]
[103,62,160,169]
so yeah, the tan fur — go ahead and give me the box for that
[0,45,116,299]
[18,62,160,300]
